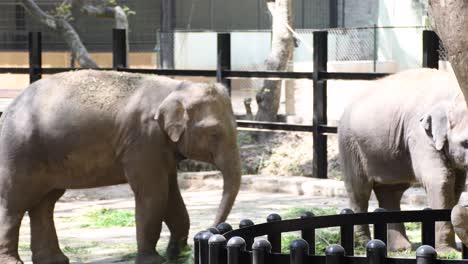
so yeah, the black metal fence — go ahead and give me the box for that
[194,208,468,264]
[0,29,442,179]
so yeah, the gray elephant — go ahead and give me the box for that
[338,68,467,251]
[0,70,241,264]
[451,205,468,246]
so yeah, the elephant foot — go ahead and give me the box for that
[388,230,412,252]
[135,252,166,264]
[435,244,459,253]
[166,238,188,260]
[32,252,69,264]
[0,254,23,264]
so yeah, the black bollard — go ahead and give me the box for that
[267,213,282,252]
[325,244,345,264]
[208,227,220,235]
[366,239,387,264]
[373,208,387,245]
[290,239,310,264]
[209,234,227,264]
[217,222,233,234]
[194,231,205,264]
[239,219,255,250]
[340,208,354,256]
[227,236,246,264]
[252,239,272,264]
[199,231,214,264]
[416,245,437,264]
[421,208,435,248]
[300,211,316,255]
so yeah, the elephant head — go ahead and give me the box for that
[451,204,468,246]
[156,82,241,225]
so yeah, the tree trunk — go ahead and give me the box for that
[255,0,294,122]
[428,0,468,105]
[160,0,175,69]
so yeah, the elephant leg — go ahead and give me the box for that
[0,206,25,264]
[29,189,69,264]
[164,172,190,260]
[453,170,466,204]
[374,184,411,251]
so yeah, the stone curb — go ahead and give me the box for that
[178,171,468,207]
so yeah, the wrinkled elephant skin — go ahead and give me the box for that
[0,70,241,264]
[339,69,467,251]
[451,205,468,246]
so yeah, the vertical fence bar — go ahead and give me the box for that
[28,32,42,83]
[422,30,439,69]
[463,244,468,259]
[239,219,255,251]
[290,239,309,264]
[209,235,227,264]
[325,244,345,264]
[421,208,435,248]
[113,28,127,69]
[300,211,315,255]
[367,240,387,264]
[227,237,246,264]
[217,223,233,234]
[373,208,387,245]
[266,213,282,253]
[373,24,378,72]
[200,231,214,264]
[217,33,231,95]
[252,240,271,264]
[194,231,205,264]
[340,208,354,255]
[313,31,328,179]
[416,245,437,264]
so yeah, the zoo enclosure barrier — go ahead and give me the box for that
[194,208,468,264]
[0,29,443,179]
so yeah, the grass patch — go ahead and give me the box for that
[281,207,338,219]
[117,245,193,264]
[80,208,135,228]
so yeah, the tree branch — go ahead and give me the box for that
[20,0,57,29]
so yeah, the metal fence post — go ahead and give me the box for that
[194,231,205,264]
[209,234,227,264]
[340,208,354,255]
[313,31,328,179]
[227,237,246,264]
[252,239,271,264]
[239,219,254,250]
[28,32,42,83]
[200,231,214,264]
[416,245,437,264]
[217,222,233,234]
[113,28,127,69]
[217,33,231,95]
[421,208,435,248]
[373,208,388,246]
[300,211,315,255]
[366,240,387,264]
[267,213,282,252]
[422,30,439,69]
[290,239,309,264]
[325,244,345,264]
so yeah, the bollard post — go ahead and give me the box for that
[267,213,282,252]
[300,211,315,255]
[422,30,439,69]
[217,223,233,234]
[217,33,231,95]
[340,208,354,256]
[199,231,214,264]
[28,32,42,83]
[421,208,435,248]
[207,227,220,235]
[373,208,387,246]
[194,231,205,264]
[325,244,345,264]
[209,234,227,264]
[239,219,254,250]
[290,239,309,264]
[416,245,437,264]
[312,30,328,179]
[366,240,387,264]
[112,28,127,69]
[252,239,272,264]
[463,243,467,259]
[227,236,246,264]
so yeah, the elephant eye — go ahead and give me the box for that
[461,140,468,148]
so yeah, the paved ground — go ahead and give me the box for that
[16,173,467,263]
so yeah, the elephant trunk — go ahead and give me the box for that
[212,148,241,226]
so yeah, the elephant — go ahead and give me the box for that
[0,70,241,264]
[338,68,467,251]
[451,204,468,246]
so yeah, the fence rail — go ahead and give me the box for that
[194,208,468,264]
[0,29,442,178]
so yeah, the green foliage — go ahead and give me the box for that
[281,207,338,219]
[118,245,193,264]
[122,5,136,16]
[404,222,421,231]
[237,131,255,146]
[80,208,135,228]
[49,4,73,21]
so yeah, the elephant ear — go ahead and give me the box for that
[420,103,448,151]
[155,97,188,143]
